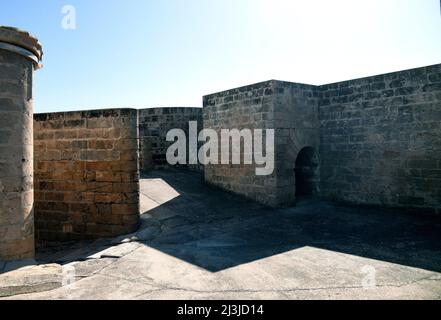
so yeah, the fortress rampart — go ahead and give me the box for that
[1,25,440,261]
[33,109,140,241]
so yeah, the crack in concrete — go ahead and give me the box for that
[4,198,441,300]
[0,245,141,299]
[4,268,440,299]
[88,271,441,298]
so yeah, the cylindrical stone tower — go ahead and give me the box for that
[0,27,42,261]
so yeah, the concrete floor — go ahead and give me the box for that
[1,169,441,299]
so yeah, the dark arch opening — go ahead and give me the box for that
[295,147,319,198]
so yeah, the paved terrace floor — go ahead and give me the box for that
[1,169,441,299]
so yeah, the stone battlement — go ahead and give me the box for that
[1,25,440,262]
[203,63,441,210]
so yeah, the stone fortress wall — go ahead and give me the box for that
[1,25,440,261]
[138,107,203,171]
[319,64,441,213]
[267,81,320,207]
[203,81,282,207]
[203,64,441,213]
[33,109,140,241]
[30,106,204,243]
[202,81,322,207]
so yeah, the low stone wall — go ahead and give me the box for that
[319,64,441,213]
[138,107,202,171]
[33,109,140,241]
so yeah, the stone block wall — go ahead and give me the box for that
[0,26,42,261]
[319,64,441,213]
[33,109,140,241]
[203,64,441,211]
[203,81,279,206]
[271,82,320,206]
[203,81,321,207]
[138,107,202,171]
[0,50,35,260]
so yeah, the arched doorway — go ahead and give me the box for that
[295,147,319,198]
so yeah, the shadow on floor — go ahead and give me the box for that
[140,169,441,273]
[34,169,441,274]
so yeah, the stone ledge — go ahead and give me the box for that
[0,26,43,62]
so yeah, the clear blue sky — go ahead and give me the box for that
[1,0,440,113]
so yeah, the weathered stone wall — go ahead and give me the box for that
[0,27,42,261]
[203,81,320,207]
[319,64,441,213]
[33,109,140,241]
[271,82,320,206]
[203,81,279,206]
[138,107,202,171]
[0,50,35,260]
[203,64,441,211]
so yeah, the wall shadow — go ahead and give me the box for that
[140,169,441,273]
[31,169,441,275]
